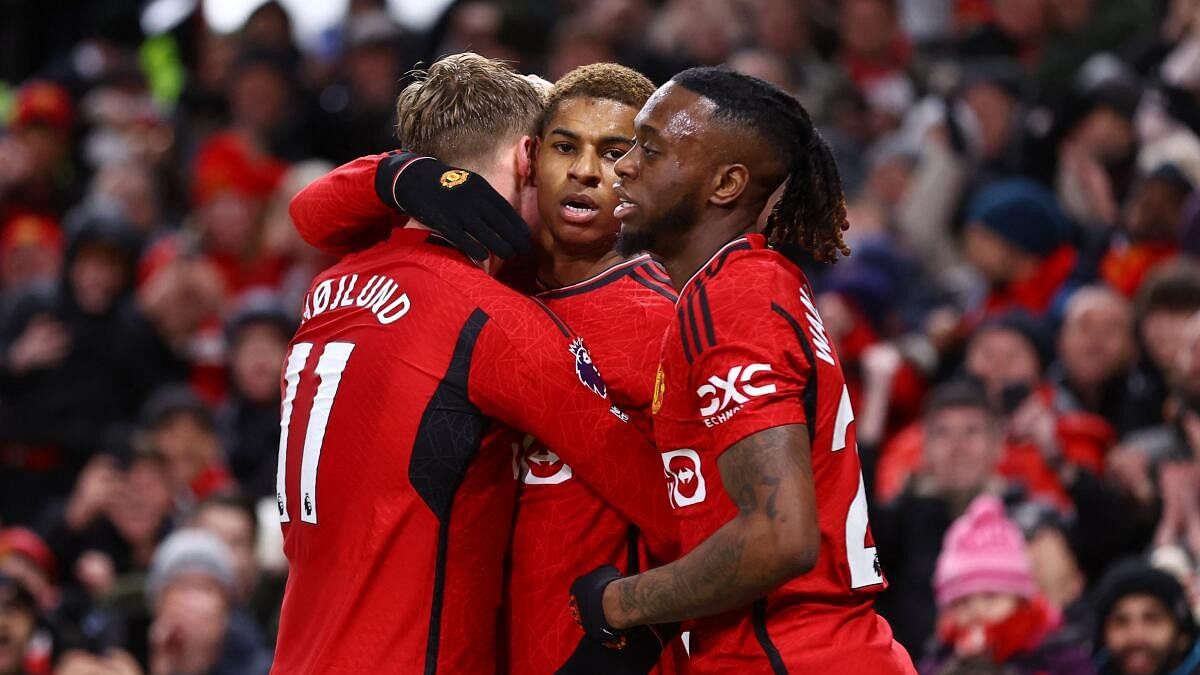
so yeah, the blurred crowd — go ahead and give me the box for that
[2,0,1200,674]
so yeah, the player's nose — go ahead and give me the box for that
[568,153,601,187]
[614,147,638,181]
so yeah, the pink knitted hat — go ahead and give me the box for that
[933,494,1037,608]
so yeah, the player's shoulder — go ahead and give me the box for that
[679,235,809,323]
[702,235,805,293]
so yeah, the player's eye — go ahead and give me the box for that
[553,142,574,155]
[602,147,629,161]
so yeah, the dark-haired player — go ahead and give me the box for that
[509,64,683,675]
[272,54,676,674]
[569,68,915,673]
[289,62,681,674]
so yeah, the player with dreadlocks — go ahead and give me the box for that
[568,67,915,674]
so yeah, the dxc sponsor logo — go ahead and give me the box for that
[696,363,776,425]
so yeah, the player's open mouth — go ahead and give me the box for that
[560,194,600,224]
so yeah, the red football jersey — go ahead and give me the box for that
[271,228,678,675]
[652,235,914,674]
[506,255,679,674]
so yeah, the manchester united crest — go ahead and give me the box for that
[651,364,666,414]
[439,169,469,188]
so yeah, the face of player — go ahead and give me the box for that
[614,82,715,258]
[1104,594,1189,675]
[535,97,637,257]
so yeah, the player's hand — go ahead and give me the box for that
[375,151,532,262]
[569,565,625,646]
[556,623,680,674]
[564,565,678,674]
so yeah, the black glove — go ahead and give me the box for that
[556,624,680,675]
[562,566,679,674]
[375,151,532,261]
[569,565,625,647]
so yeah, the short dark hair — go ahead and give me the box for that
[671,66,850,263]
[196,490,260,539]
[924,378,993,420]
[1135,260,1200,323]
[539,63,655,137]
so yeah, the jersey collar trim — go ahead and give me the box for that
[536,254,653,299]
[676,235,762,305]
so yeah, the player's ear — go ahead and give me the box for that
[516,135,535,186]
[528,136,542,188]
[709,163,750,207]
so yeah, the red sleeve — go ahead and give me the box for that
[469,300,680,562]
[288,154,408,255]
[686,277,813,456]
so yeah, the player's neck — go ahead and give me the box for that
[663,215,757,293]
[536,246,628,289]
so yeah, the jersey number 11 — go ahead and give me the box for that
[276,341,356,525]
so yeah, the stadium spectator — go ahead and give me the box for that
[191,494,282,640]
[921,495,1094,674]
[0,529,57,614]
[1126,262,1200,434]
[139,387,232,508]
[0,215,62,302]
[215,293,292,500]
[1014,504,1090,629]
[1101,166,1192,298]
[1093,560,1200,675]
[39,452,173,600]
[0,574,46,675]
[962,179,1076,320]
[0,81,77,220]
[1050,287,1139,434]
[144,530,271,675]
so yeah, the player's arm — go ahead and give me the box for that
[573,270,821,634]
[596,424,818,628]
[469,303,680,562]
[289,153,405,255]
[289,151,530,259]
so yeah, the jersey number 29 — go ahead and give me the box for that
[832,384,883,589]
[276,341,355,525]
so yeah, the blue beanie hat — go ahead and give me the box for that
[966,179,1069,257]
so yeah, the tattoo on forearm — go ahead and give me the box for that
[761,474,780,519]
[609,425,813,627]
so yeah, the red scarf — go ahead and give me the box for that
[983,246,1077,317]
[937,596,1062,664]
[1100,242,1177,297]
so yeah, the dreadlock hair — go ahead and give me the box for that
[539,63,656,137]
[671,67,851,263]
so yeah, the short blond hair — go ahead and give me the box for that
[396,53,546,168]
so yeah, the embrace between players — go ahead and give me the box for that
[269,53,917,675]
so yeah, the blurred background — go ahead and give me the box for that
[1,0,1200,674]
